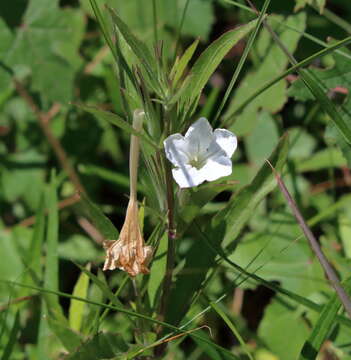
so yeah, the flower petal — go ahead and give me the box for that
[172,165,206,188]
[185,117,213,155]
[200,156,232,182]
[213,129,237,157]
[164,133,190,167]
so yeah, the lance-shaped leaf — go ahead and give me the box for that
[107,6,164,96]
[179,18,258,108]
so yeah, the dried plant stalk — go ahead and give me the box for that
[103,110,153,276]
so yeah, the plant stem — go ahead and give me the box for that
[155,150,176,357]
[130,110,144,202]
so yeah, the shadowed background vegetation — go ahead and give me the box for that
[1,0,351,359]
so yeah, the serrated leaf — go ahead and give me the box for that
[1,1,84,104]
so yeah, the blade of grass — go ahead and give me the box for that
[44,170,59,306]
[89,0,118,62]
[267,162,351,317]
[1,311,20,360]
[242,2,351,145]
[213,0,270,124]
[179,18,259,109]
[69,266,90,332]
[174,0,191,60]
[193,220,351,328]
[210,302,254,360]
[224,0,351,61]
[223,35,351,126]
[299,277,351,360]
[2,280,239,360]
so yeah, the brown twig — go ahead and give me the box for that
[0,295,37,312]
[84,45,110,74]
[267,160,351,318]
[77,216,104,244]
[14,79,85,194]
[8,193,81,229]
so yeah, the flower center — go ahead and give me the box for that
[188,155,206,169]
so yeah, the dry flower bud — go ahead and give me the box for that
[103,199,153,276]
[102,109,153,276]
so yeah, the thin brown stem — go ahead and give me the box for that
[267,160,351,318]
[14,79,85,194]
[9,193,80,229]
[0,295,37,312]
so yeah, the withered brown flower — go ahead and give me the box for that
[103,199,153,276]
[102,109,153,276]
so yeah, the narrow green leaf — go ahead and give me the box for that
[148,232,167,309]
[107,6,163,95]
[1,311,20,360]
[180,18,258,107]
[77,103,158,150]
[299,278,351,360]
[210,303,253,360]
[74,264,131,317]
[77,192,119,240]
[299,69,351,145]
[39,172,82,353]
[224,35,351,123]
[65,332,125,360]
[1,279,239,360]
[89,0,118,62]
[69,266,90,332]
[44,170,59,305]
[28,196,45,280]
[171,38,199,87]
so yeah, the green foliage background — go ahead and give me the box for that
[1,0,351,359]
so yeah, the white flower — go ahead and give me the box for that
[164,118,237,188]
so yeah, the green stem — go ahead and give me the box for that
[155,148,176,357]
[312,4,351,34]
[213,0,271,124]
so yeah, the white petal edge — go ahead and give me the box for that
[184,117,213,154]
[163,133,190,167]
[172,165,206,188]
[213,129,237,158]
[200,156,232,182]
